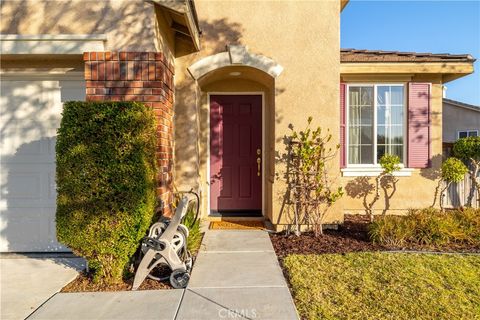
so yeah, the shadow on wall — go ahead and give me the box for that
[199,18,244,55]
[173,18,243,192]
[1,0,157,51]
[174,17,286,191]
[0,78,84,254]
[344,175,399,217]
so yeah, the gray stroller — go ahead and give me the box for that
[132,195,195,290]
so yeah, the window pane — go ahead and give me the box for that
[361,87,373,105]
[348,86,374,164]
[376,85,404,164]
[459,131,468,139]
[469,131,478,137]
[377,86,404,106]
[391,86,404,105]
[377,86,388,105]
[361,106,373,125]
[378,105,403,126]
[349,145,373,164]
[377,144,403,163]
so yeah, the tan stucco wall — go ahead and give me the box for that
[443,101,480,143]
[174,0,341,225]
[0,0,175,62]
[339,74,444,215]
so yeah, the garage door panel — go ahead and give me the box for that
[1,164,56,205]
[0,207,66,252]
[0,120,57,159]
[0,75,85,252]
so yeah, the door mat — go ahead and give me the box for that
[209,221,265,230]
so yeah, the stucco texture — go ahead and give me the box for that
[339,75,444,216]
[0,0,174,61]
[174,0,341,225]
[443,101,480,143]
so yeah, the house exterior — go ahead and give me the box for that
[442,98,480,155]
[0,0,475,252]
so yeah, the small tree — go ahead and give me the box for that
[453,137,480,206]
[438,158,468,210]
[287,117,343,236]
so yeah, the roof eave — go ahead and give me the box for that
[443,99,480,112]
[340,0,349,12]
[340,61,475,83]
[149,0,201,53]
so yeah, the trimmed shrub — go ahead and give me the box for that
[56,101,157,284]
[369,208,480,247]
[441,158,468,184]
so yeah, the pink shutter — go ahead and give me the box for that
[407,82,431,168]
[340,83,346,168]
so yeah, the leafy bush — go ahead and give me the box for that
[438,158,468,210]
[184,208,202,254]
[378,154,401,174]
[441,158,468,183]
[453,137,480,206]
[369,208,480,247]
[174,193,203,254]
[453,136,480,162]
[56,101,157,284]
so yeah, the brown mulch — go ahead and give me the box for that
[270,214,480,258]
[62,231,205,292]
[61,272,171,292]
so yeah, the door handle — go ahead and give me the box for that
[257,149,261,176]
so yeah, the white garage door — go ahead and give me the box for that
[0,73,85,252]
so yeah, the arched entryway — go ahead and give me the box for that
[187,46,283,218]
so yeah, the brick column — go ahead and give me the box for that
[83,52,175,215]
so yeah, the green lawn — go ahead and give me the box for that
[283,253,480,320]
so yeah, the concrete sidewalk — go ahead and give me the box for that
[0,255,85,320]
[176,230,298,319]
[27,230,299,320]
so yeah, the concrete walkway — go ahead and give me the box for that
[0,255,85,320]
[28,230,299,320]
[177,230,299,319]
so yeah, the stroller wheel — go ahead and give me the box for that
[170,269,190,289]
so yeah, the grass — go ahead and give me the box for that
[283,252,480,320]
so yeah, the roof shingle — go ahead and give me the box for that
[341,49,475,63]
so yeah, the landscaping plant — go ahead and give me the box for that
[286,117,343,236]
[453,136,480,206]
[172,191,203,254]
[347,154,401,222]
[56,101,157,284]
[369,208,480,247]
[436,157,468,210]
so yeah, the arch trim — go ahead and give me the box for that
[187,45,283,80]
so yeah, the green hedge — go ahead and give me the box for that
[56,101,157,284]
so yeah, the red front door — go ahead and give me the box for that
[210,95,262,215]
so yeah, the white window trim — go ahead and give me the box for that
[345,83,407,171]
[341,167,414,177]
[0,34,106,54]
[457,130,479,140]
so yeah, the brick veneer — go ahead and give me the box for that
[83,52,174,215]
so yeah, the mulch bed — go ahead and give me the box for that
[61,272,171,292]
[62,232,206,292]
[270,215,479,258]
